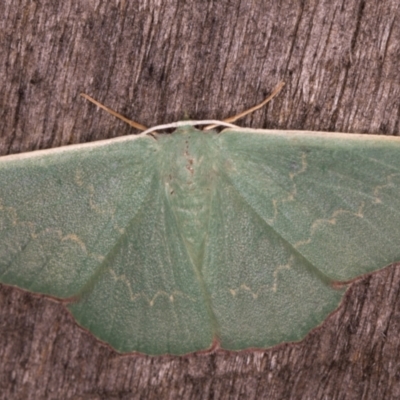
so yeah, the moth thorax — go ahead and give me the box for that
[164,145,216,267]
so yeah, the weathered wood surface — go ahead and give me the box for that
[1,1,400,398]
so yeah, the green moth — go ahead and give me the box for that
[1,89,399,355]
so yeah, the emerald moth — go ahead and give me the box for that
[1,85,399,355]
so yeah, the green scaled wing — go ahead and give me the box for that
[207,129,400,350]
[1,127,400,355]
[0,134,213,355]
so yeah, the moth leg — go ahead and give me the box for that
[203,81,285,130]
[80,93,147,131]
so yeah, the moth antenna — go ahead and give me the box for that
[204,81,285,130]
[80,93,148,131]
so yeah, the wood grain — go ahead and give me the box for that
[1,0,400,398]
